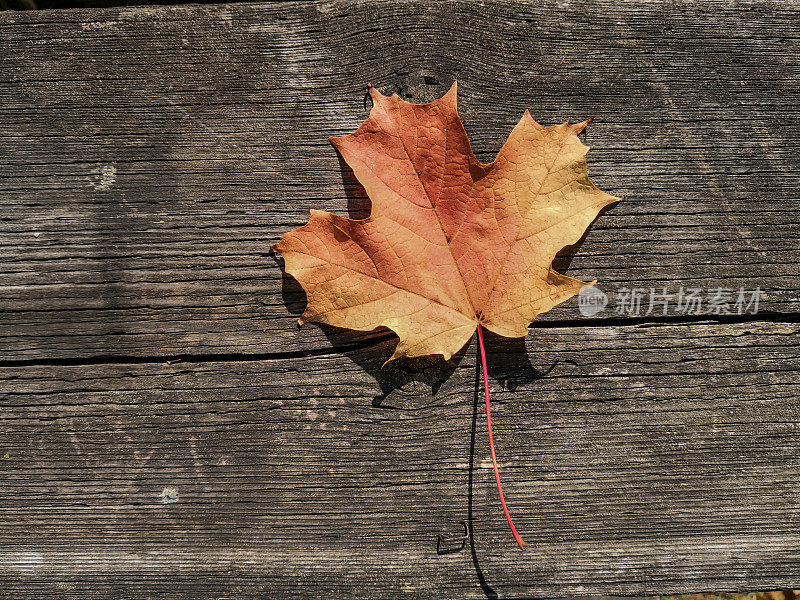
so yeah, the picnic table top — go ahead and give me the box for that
[1,1,799,597]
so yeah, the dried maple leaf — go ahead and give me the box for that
[273,82,618,548]
[274,82,617,361]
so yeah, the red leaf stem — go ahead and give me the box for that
[476,324,526,550]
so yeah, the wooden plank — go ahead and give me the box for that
[1,320,799,597]
[1,0,799,360]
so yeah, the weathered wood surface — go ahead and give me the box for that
[2,321,800,597]
[1,0,799,597]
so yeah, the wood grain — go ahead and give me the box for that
[1,0,799,597]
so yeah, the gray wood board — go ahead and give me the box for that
[1,0,799,597]
[1,320,800,597]
[1,0,799,361]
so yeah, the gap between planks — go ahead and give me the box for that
[1,310,796,369]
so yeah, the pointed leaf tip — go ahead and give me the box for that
[574,117,594,134]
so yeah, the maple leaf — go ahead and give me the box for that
[274,82,618,361]
[273,82,618,549]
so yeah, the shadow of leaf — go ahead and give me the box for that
[552,202,618,274]
[481,328,544,392]
[332,328,467,409]
[337,154,371,220]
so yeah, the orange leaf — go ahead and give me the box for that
[273,82,618,361]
